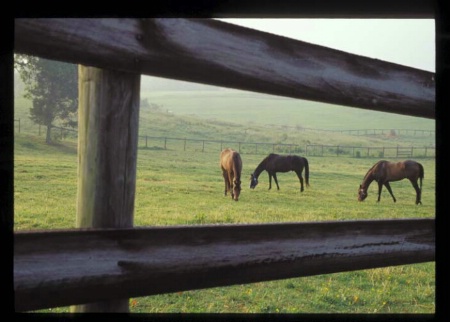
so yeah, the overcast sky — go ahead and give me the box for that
[218,19,435,73]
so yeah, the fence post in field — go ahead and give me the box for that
[73,66,140,312]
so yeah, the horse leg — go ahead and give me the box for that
[295,170,304,192]
[268,173,272,190]
[377,182,383,202]
[273,173,280,190]
[384,182,396,203]
[228,172,235,199]
[222,170,229,196]
[410,179,422,205]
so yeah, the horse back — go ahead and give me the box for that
[220,148,232,170]
[220,148,241,176]
[266,154,304,172]
[382,160,423,181]
[403,160,424,179]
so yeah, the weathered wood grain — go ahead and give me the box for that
[76,66,140,228]
[14,18,435,118]
[14,219,435,311]
[73,66,140,312]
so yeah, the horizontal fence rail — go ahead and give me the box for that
[14,18,435,118]
[14,218,435,311]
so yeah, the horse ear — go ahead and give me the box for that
[359,184,362,189]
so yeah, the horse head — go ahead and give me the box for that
[249,173,258,189]
[232,179,241,201]
[358,184,368,201]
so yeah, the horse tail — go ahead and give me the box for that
[304,157,310,187]
[418,162,424,192]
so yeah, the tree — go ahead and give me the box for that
[15,54,78,143]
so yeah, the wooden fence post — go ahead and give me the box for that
[72,66,140,312]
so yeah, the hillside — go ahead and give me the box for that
[140,76,435,134]
[14,73,435,149]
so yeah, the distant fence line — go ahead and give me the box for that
[14,119,78,138]
[267,125,435,137]
[14,119,435,139]
[14,119,435,158]
[139,136,435,159]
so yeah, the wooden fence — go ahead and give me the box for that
[12,17,436,312]
[14,219,435,311]
[139,136,435,158]
[15,118,435,141]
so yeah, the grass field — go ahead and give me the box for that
[14,133,435,313]
[14,76,435,313]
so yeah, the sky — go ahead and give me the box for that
[217,19,435,73]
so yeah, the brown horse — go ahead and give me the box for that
[358,160,424,205]
[250,153,309,192]
[220,148,243,201]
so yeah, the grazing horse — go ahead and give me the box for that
[250,153,309,192]
[358,160,424,205]
[220,148,242,201]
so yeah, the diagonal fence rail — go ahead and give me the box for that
[14,218,435,311]
[14,18,435,119]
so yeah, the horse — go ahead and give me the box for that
[250,153,309,192]
[220,148,243,201]
[358,160,424,205]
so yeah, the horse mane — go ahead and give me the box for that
[253,154,271,177]
[363,160,385,181]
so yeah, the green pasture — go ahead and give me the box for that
[14,133,435,313]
